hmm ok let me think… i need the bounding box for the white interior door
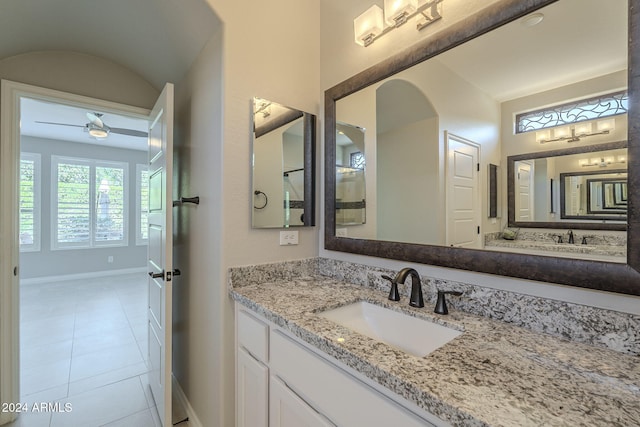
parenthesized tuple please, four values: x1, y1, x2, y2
(446, 132, 481, 248)
(147, 83, 174, 426)
(515, 161, 533, 221)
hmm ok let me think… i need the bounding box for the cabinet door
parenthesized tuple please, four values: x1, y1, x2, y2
(270, 376, 335, 427)
(237, 348, 268, 427)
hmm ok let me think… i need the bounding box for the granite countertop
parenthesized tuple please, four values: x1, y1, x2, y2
(230, 276, 640, 427)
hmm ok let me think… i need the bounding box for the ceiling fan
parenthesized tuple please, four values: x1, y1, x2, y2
(36, 112, 148, 139)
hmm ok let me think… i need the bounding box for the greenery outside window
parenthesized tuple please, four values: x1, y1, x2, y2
(136, 164, 149, 245)
(19, 152, 41, 252)
(52, 156, 128, 249)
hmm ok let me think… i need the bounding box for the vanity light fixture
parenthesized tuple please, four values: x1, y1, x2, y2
(354, 0, 443, 47)
(580, 156, 627, 168)
(536, 119, 616, 144)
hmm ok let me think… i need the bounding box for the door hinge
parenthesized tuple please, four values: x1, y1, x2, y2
(477, 163, 480, 172)
(14, 266, 18, 276)
(477, 226, 480, 234)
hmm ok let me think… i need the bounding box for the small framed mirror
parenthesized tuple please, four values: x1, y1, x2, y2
(251, 97, 316, 228)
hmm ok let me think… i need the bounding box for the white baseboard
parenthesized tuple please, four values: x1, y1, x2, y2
(172, 374, 202, 427)
(20, 267, 147, 285)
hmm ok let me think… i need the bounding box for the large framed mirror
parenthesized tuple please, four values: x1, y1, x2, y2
(324, 0, 640, 295)
(252, 97, 316, 228)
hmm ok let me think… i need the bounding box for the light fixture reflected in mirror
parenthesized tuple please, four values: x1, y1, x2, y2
(535, 119, 616, 144)
(354, 0, 443, 47)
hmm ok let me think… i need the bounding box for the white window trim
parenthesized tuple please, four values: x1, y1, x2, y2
(136, 163, 149, 246)
(51, 155, 129, 250)
(19, 152, 41, 253)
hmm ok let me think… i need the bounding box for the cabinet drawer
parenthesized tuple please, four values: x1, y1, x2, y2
(270, 330, 437, 427)
(237, 308, 269, 363)
(270, 376, 335, 427)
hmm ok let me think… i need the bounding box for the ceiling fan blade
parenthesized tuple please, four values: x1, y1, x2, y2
(35, 121, 85, 128)
(109, 127, 149, 138)
(86, 112, 104, 128)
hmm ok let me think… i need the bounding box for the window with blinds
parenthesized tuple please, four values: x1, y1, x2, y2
(52, 156, 128, 249)
(136, 164, 149, 245)
(19, 153, 41, 252)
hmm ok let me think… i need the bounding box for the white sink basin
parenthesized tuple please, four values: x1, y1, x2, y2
(319, 301, 462, 357)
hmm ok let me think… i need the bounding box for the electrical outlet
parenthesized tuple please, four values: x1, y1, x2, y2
(279, 230, 299, 246)
(108, 256, 114, 263)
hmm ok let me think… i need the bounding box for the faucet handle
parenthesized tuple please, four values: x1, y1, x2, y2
(434, 290, 463, 315)
(382, 275, 400, 301)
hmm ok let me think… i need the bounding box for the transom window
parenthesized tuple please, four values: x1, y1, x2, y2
(516, 90, 628, 134)
(350, 151, 365, 169)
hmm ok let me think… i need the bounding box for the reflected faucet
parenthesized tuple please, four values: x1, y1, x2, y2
(394, 268, 424, 308)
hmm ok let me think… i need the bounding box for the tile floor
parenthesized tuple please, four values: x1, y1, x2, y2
(5, 272, 177, 427)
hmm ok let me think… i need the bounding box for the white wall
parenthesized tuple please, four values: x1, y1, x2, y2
(377, 118, 440, 244)
(19, 136, 147, 279)
(319, 0, 640, 315)
(174, 0, 321, 426)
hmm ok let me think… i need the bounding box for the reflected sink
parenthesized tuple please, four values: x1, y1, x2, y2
(318, 301, 462, 357)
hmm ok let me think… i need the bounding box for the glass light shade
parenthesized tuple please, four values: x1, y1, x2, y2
(553, 126, 571, 139)
(536, 129, 550, 143)
(578, 158, 589, 167)
(574, 122, 592, 135)
(88, 127, 108, 138)
(618, 155, 627, 163)
(384, 0, 418, 26)
(536, 129, 551, 142)
(597, 118, 616, 132)
(604, 156, 615, 164)
(354, 5, 384, 46)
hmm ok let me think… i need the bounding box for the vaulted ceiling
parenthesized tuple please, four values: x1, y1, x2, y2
(2, 0, 220, 150)
(0, 0, 221, 90)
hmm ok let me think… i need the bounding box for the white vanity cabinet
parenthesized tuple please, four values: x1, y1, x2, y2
(236, 309, 269, 427)
(235, 305, 446, 427)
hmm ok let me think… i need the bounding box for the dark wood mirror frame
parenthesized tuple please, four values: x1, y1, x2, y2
(324, 0, 640, 295)
(508, 140, 628, 230)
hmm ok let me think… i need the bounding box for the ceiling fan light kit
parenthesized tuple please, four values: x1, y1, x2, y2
(87, 124, 109, 139)
(34, 110, 148, 140)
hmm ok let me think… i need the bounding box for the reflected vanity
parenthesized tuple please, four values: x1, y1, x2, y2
(324, 0, 640, 294)
(252, 97, 316, 228)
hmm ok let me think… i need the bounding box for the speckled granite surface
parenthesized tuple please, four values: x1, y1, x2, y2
(230, 258, 640, 356)
(229, 259, 640, 427)
(484, 230, 627, 259)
